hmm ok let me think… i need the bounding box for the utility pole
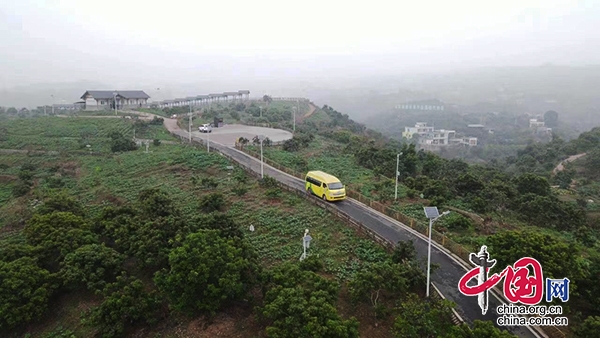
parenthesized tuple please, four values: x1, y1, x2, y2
(259, 106, 263, 118)
(207, 124, 210, 153)
(51, 95, 54, 115)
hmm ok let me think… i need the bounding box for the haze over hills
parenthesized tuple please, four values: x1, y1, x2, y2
(2, 64, 600, 134)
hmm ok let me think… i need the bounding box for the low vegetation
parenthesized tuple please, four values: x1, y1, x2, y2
(0, 115, 518, 337)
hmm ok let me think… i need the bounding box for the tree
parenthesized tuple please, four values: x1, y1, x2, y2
(85, 275, 161, 337)
(451, 320, 517, 338)
(155, 230, 258, 314)
(544, 110, 559, 128)
(574, 316, 600, 338)
(35, 191, 85, 217)
(487, 230, 584, 285)
(348, 261, 408, 315)
(109, 131, 137, 152)
(263, 94, 273, 107)
(60, 244, 125, 292)
(392, 294, 457, 338)
(453, 173, 484, 196)
(199, 193, 226, 212)
(512, 173, 551, 196)
(0, 257, 54, 329)
(584, 149, 600, 179)
(259, 263, 359, 338)
(391, 240, 417, 263)
(553, 167, 576, 188)
(261, 287, 360, 338)
(135, 188, 179, 219)
(24, 212, 98, 264)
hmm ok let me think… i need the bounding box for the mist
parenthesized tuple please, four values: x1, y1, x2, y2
(1, 0, 599, 114)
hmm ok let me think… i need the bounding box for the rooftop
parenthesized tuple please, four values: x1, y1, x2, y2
(81, 90, 150, 100)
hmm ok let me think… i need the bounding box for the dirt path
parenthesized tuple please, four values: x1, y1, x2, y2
(553, 153, 587, 175)
(296, 102, 318, 123)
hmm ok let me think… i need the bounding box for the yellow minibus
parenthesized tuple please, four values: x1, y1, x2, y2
(305, 170, 346, 201)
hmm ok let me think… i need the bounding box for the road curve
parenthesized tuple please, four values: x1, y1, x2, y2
(552, 153, 586, 175)
(162, 117, 539, 338)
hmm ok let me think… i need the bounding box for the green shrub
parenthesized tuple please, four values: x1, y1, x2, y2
(444, 213, 473, 230)
(260, 175, 278, 188)
(12, 181, 31, 197)
(199, 193, 226, 212)
(153, 139, 161, 146)
(265, 188, 281, 199)
(232, 187, 248, 196)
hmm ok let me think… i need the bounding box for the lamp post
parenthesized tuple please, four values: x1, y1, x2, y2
(292, 106, 296, 133)
(259, 135, 264, 178)
(188, 112, 192, 143)
(51, 95, 55, 115)
(259, 106, 263, 118)
(112, 92, 118, 116)
(395, 152, 403, 200)
(207, 121, 210, 153)
(423, 207, 450, 297)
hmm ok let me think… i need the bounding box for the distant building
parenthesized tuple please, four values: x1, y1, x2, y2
(420, 129, 456, 145)
(529, 119, 545, 128)
(467, 124, 485, 128)
(406, 122, 477, 147)
(81, 90, 150, 111)
(458, 137, 478, 146)
(52, 103, 82, 111)
(395, 99, 445, 111)
(402, 122, 434, 139)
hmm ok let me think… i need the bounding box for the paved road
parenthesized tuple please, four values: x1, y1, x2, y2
(163, 117, 539, 338)
(190, 124, 293, 146)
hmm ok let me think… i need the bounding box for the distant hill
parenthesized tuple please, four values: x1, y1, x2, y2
(307, 65, 600, 132)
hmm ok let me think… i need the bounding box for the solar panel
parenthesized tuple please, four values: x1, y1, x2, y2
(424, 207, 440, 219)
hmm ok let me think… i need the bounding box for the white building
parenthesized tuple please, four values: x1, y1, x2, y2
(402, 122, 434, 139)
(404, 122, 477, 147)
(81, 90, 150, 111)
(529, 119, 546, 128)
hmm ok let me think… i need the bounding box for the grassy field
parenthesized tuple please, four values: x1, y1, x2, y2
(0, 116, 397, 338)
(246, 135, 396, 198)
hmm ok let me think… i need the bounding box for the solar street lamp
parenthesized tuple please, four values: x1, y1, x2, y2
(188, 112, 192, 143)
(395, 152, 403, 200)
(423, 207, 450, 297)
(258, 135, 266, 178)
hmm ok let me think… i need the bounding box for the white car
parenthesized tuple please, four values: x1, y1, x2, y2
(198, 123, 212, 133)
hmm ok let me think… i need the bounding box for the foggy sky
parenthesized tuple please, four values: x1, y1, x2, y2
(1, 0, 599, 104)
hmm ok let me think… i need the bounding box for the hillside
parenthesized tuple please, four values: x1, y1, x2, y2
(0, 113, 518, 338)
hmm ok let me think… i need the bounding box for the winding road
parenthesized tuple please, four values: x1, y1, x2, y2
(161, 117, 542, 338)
